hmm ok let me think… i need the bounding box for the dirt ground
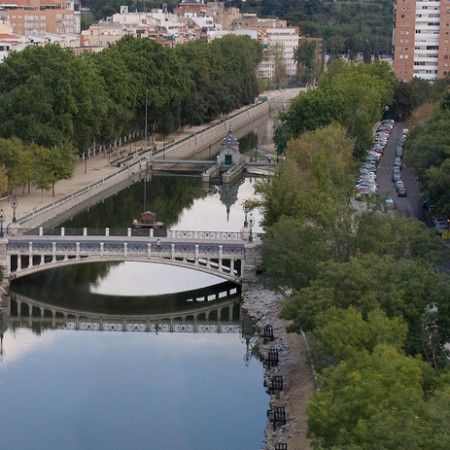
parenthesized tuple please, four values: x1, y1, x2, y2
(243, 287, 315, 450)
(264, 321, 315, 450)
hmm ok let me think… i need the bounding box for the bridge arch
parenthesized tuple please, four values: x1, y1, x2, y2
(7, 255, 243, 284)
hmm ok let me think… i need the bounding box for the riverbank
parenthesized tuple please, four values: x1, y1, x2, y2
(1, 88, 301, 229)
(242, 285, 314, 449)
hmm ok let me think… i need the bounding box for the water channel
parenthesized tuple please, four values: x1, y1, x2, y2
(0, 112, 280, 450)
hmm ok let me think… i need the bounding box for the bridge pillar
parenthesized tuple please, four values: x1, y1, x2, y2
(147, 243, 152, 258)
(218, 245, 223, 271)
(39, 227, 43, 236)
(241, 242, 261, 288)
(52, 242, 56, 262)
(83, 228, 87, 237)
(194, 245, 199, 265)
(100, 243, 104, 256)
(76, 243, 80, 259)
(28, 242, 33, 268)
(171, 244, 175, 259)
(61, 227, 65, 237)
(0, 236, 9, 290)
(17, 254, 22, 270)
(127, 228, 131, 237)
(105, 228, 109, 237)
(150, 228, 154, 238)
(123, 243, 128, 258)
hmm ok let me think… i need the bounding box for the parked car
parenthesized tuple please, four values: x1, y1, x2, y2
(422, 198, 436, 211)
(394, 157, 403, 170)
(384, 197, 396, 212)
(432, 216, 447, 234)
(392, 170, 402, 182)
(395, 180, 405, 192)
(397, 186, 407, 197)
(396, 146, 403, 158)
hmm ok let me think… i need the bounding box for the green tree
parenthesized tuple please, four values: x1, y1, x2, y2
(0, 163, 8, 195)
(405, 107, 450, 217)
(259, 217, 332, 291)
(281, 253, 450, 362)
(0, 44, 109, 153)
(307, 345, 434, 449)
(32, 146, 53, 200)
(294, 40, 322, 86)
(312, 307, 408, 362)
(271, 41, 287, 89)
(256, 123, 355, 229)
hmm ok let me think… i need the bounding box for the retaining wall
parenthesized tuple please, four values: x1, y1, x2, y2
(13, 101, 273, 230)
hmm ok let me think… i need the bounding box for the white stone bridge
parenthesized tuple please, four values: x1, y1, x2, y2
(0, 228, 260, 287)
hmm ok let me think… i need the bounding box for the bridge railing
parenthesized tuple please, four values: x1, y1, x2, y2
(8, 227, 247, 241)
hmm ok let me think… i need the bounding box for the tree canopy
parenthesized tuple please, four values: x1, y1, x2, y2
(0, 35, 262, 157)
(274, 60, 395, 157)
(405, 103, 450, 218)
(255, 81, 450, 446)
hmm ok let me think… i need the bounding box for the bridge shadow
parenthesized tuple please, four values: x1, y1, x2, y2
(9, 280, 241, 316)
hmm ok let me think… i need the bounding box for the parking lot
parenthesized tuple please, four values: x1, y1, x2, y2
(371, 122, 427, 222)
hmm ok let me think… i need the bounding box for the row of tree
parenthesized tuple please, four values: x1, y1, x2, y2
(253, 94, 450, 446)
(274, 59, 395, 158)
(405, 93, 450, 219)
(0, 138, 76, 199)
(0, 35, 261, 152)
(0, 35, 262, 195)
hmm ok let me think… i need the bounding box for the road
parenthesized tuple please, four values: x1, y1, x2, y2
(376, 122, 450, 273)
(376, 122, 427, 222)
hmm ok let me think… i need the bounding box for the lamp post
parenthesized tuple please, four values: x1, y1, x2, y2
(243, 203, 249, 228)
(248, 212, 254, 242)
(11, 196, 18, 223)
(144, 88, 148, 154)
(0, 209, 5, 237)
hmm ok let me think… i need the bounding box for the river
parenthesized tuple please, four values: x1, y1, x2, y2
(0, 116, 278, 450)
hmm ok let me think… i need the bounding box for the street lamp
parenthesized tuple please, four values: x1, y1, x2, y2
(11, 197, 18, 223)
(243, 203, 249, 227)
(248, 212, 254, 242)
(0, 209, 5, 237)
(144, 88, 148, 154)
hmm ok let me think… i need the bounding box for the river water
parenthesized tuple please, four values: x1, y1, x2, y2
(0, 116, 279, 449)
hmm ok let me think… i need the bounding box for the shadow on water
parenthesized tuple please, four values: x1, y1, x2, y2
(9, 275, 241, 316)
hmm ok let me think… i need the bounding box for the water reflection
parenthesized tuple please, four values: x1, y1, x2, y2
(8, 280, 244, 321)
(0, 294, 266, 450)
(59, 175, 263, 232)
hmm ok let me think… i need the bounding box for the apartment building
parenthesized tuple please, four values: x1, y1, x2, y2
(393, 0, 450, 81)
(0, 0, 79, 35)
(257, 27, 299, 79)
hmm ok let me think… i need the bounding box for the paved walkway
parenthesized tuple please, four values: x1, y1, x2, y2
(0, 89, 301, 228)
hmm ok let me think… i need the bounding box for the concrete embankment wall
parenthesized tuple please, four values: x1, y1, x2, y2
(14, 101, 272, 230)
(159, 101, 271, 161)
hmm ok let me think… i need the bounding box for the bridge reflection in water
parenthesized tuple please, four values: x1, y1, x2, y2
(2, 281, 258, 339)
